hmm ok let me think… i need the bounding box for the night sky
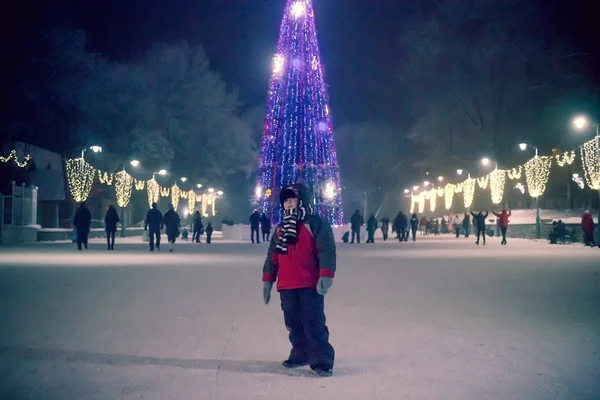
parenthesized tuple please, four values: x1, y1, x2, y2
(3, 0, 599, 129)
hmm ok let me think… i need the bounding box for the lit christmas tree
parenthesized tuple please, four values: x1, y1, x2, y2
(255, 0, 344, 225)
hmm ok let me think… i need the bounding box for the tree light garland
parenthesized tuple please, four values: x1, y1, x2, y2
(508, 166, 522, 180)
(444, 184, 455, 210)
(66, 158, 95, 202)
(489, 169, 506, 205)
(462, 178, 476, 209)
(1, 150, 31, 168)
(171, 184, 181, 210)
(477, 175, 489, 189)
(524, 156, 552, 198)
(114, 170, 134, 207)
(580, 139, 600, 190)
(554, 151, 576, 167)
(146, 178, 160, 206)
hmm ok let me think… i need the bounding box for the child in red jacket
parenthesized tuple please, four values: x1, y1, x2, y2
(262, 183, 336, 377)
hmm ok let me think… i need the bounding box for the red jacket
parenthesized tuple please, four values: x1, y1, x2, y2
(582, 212, 596, 234)
(492, 210, 511, 228)
(262, 217, 336, 291)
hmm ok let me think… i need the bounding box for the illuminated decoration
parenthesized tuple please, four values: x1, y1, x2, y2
(160, 187, 170, 197)
(476, 175, 489, 189)
(1, 150, 31, 168)
(524, 156, 552, 198)
(65, 158, 95, 202)
(411, 191, 425, 214)
(455, 183, 463, 193)
(188, 190, 196, 212)
(437, 188, 444, 197)
(508, 166, 522, 180)
(146, 178, 160, 206)
(171, 184, 181, 210)
(134, 179, 145, 191)
(462, 178, 476, 209)
(427, 188, 437, 212)
(444, 184, 455, 210)
(255, 0, 343, 225)
(180, 190, 188, 199)
(114, 170, 134, 208)
(98, 171, 114, 185)
(515, 183, 526, 194)
(580, 138, 600, 190)
(324, 181, 336, 200)
(572, 174, 585, 190)
(489, 169, 506, 205)
(555, 151, 576, 167)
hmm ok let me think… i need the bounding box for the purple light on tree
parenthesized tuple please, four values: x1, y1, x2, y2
(255, 0, 344, 225)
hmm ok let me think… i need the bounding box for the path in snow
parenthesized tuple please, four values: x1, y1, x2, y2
(1, 236, 599, 399)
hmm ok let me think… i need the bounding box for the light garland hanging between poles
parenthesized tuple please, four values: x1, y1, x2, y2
(444, 184, 455, 210)
(580, 138, 600, 190)
(134, 179, 145, 190)
(171, 184, 181, 210)
(508, 166, 522, 180)
(1, 150, 31, 168)
(66, 158, 96, 202)
(114, 170, 134, 207)
(555, 151, 576, 167)
(427, 188, 437, 212)
(524, 156, 552, 198)
(160, 187, 170, 197)
(98, 171, 114, 185)
(489, 169, 506, 205)
(477, 175, 489, 189)
(462, 178, 476, 209)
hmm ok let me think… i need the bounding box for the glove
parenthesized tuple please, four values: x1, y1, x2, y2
(316, 277, 333, 296)
(263, 281, 273, 305)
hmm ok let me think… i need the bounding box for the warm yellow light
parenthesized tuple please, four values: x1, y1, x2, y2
(508, 166, 522, 180)
(217, 190, 224, 196)
(477, 175, 489, 189)
(580, 138, 600, 190)
(462, 178, 476, 209)
(66, 158, 95, 202)
(272, 54, 285, 76)
(208, 188, 215, 193)
(456, 169, 463, 176)
(555, 151, 576, 167)
(489, 169, 506, 205)
(573, 115, 588, 130)
(146, 179, 160, 206)
(437, 176, 444, 182)
(130, 160, 140, 167)
(524, 156, 552, 197)
(444, 184, 455, 210)
(171, 184, 181, 210)
(324, 182, 335, 199)
(115, 170, 134, 207)
(157, 169, 167, 176)
(481, 158, 491, 166)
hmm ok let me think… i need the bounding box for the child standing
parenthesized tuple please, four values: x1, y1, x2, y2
(262, 183, 336, 377)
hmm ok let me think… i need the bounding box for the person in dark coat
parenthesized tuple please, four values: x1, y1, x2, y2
(249, 210, 261, 244)
(380, 217, 390, 241)
(73, 202, 92, 250)
(192, 211, 204, 243)
(144, 202, 163, 251)
(205, 222, 214, 243)
(462, 213, 471, 238)
(393, 212, 407, 242)
(262, 183, 336, 377)
(163, 204, 181, 252)
(350, 210, 364, 244)
(471, 211, 489, 245)
(366, 213, 377, 243)
(410, 213, 419, 241)
(260, 213, 272, 242)
(104, 205, 120, 250)
(582, 209, 596, 246)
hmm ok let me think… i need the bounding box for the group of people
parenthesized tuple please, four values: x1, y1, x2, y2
(343, 210, 421, 243)
(249, 210, 272, 243)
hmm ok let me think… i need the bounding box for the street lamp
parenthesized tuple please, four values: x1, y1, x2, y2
(412, 185, 419, 191)
(157, 169, 167, 176)
(572, 114, 600, 212)
(130, 160, 140, 167)
(456, 169, 463, 176)
(404, 188, 410, 194)
(217, 190, 224, 196)
(423, 181, 430, 187)
(181, 177, 188, 183)
(208, 188, 215, 193)
(519, 143, 538, 157)
(196, 184, 203, 189)
(437, 176, 444, 182)
(89, 145, 102, 153)
(481, 157, 491, 166)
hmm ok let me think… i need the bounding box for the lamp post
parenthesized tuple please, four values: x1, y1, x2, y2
(80, 145, 102, 171)
(519, 143, 541, 239)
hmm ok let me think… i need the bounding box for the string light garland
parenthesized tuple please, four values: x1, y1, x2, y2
(66, 158, 95, 202)
(437, 188, 444, 197)
(188, 190, 196, 213)
(572, 174, 585, 189)
(114, 170, 133, 207)
(524, 156, 552, 198)
(427, 188, 437, 212)
(508, 166, 522, 180)
(444, 184, 455, 210)
(515, 182, 525, 194)
(580, 138, 600, 190)
(463, 178, 476, 209)
(477, 175, 489, 189)
(160, 187, 170, 197)
(134, 179, 145, 191)
(98, 171, 114, 185)
(455, 183, 463, 193)
(555, 151, 576, 167)
(171, 184, 181, 210)
(146, 178, 160, 206)
(1, 150, 31, 168)
(489, 169, 506, 205)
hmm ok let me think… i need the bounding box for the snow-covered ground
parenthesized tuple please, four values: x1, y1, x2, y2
(0, 236, 599, 400)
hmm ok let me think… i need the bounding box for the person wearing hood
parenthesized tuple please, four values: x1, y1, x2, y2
(462, 212, 471, 238)
(145, 202, 163, 251)
(262, 183, 336, 377)
(249, 210, 261, 244)
(205, 222, 214, 244)
(163, 204, 181, 252)
(471, 210, 489, 245)
(380, 217, 390, 241)
(582, 209, 596, 246)
(492, 207, 512, 245)
(350, 210, 364, 244)
(366, 213, 378, 243)
(73, 202, 92, 250)
(193, 211, 204, 243)
(104, 205, 120, 250)
(260, 213, 272, 242)
(410, 213, 419, 241)
(393, 212, 406, 242)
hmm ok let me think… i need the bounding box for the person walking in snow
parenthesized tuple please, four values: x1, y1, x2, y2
(471, 211, 489, 245)
(205, 222, 214, 244)
(393, 212, 405, 242)
(462, 212, 471, 238)
(104, 205, 120, 250)
(366, 213, 377, 243)
(249, 210, 261, 244)
(73, 202, 92, 250)
(380, 217, 390, 241)
(145, 202, 163, 252)
(582, 209, 596, 247)
(163, 204, 181, 252)
(260, 213, 272, 242)
(410, 213, 419, 241)
(492, 207, 512, 245)
(192, 211, 204, 243)
(262, 183, 336, 377)
(452, 214, 461, 238)
(350, 210, 364, 244)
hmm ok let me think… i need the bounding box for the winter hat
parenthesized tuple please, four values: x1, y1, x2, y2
(280, 185, 300, 207)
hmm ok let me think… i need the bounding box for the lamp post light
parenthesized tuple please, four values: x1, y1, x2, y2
(130, 159, 140, 167)
(572, 115, 600, 211)
(437, 176, 444, 182)
(404, 188, 410, 194)
(196, 184, 203, 189)
(423, 181, 430, 187)
(181, 177, 188, 183)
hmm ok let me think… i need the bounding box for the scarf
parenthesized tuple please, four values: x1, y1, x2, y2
(276, 204, 308, 254)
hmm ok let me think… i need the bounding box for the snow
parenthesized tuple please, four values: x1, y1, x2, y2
(1, 236, 599, 399)
(440, 208, 599, 225)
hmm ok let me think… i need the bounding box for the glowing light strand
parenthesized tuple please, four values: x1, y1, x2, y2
(134, 179, 145, 190)
(463, 178, 476, 209)
(427, 188, 437, 212)
(508, 166, 522, 180)
(489, 169, 506, 205)
(171, 184, 181, 210)
(444, 184, 455, 210)
(555, 151, 576, 167)
(580, 139, 600, 190)
(1, 150, 31, 168)
(524, 156, 552, 198)
(114, 170, 134, 207)
(98, 171, 114, 185)
(65, 158, 95, 202)
(477, 175, 489, 189)
(146, 179, 160, 206)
